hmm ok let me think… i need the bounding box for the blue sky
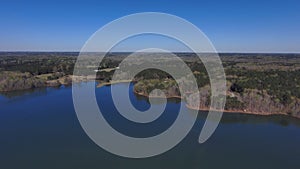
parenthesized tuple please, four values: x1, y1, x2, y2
(0, 0, 299, 52)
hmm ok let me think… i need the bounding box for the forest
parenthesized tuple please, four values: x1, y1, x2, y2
(0, 52, 299, 118)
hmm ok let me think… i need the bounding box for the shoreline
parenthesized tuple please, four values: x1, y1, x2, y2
(185, 104, 291, 117)
(1, 79, 299, 119)
(133, 89, 299, 119)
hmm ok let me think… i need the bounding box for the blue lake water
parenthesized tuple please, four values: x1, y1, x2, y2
(0, 82, 299, 169)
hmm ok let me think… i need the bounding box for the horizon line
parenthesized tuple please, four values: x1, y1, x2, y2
(1, 50, 300, 54)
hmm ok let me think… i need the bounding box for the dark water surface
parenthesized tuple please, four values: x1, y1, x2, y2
(0, 82, 299, 169)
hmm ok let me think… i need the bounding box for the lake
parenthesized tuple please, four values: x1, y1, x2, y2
(0, 82, 299, 169)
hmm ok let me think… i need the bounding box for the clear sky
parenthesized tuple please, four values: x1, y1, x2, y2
(1, 0, 299, 53)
